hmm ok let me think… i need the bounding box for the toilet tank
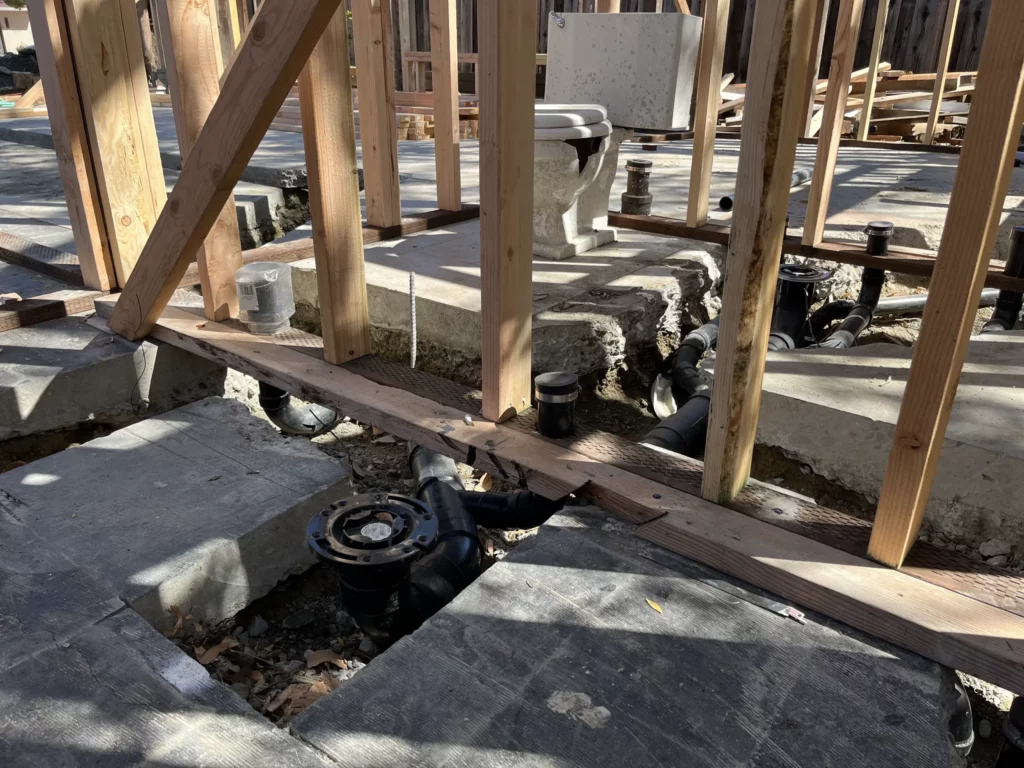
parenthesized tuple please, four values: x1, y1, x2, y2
(544, 12, 703, 131)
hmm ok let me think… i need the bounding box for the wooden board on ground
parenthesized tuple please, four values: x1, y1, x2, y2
(0, 290, 102, 332)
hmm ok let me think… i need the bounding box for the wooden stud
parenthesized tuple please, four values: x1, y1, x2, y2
(674, 0, 691, 11)
(686, 0, 731, 228)
(801, 0, 866, 246)
(430, 0, 461, 211)
(856, 0, 888, 141)
(800, 0, 829, 138)
(299, 6, 372, 364)
(478, 0, 536, 423)
(107, 0, 343, 340)
(13, 79, 45, 108)
(868, 0, 1024, 569)
(215, 0, 242, 62)
(701, 0, 818, 504)
(156, 0, 244, 322)
(397, 0, 414, 92)
(62, 0, 168, 286)
(923, 0, 960, 145)
(596, 0, 620, 11)
(27, 0, 115, 292)
(351, 0, 402, 228)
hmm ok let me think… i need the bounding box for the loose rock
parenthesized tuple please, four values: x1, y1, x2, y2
(980, 539, 1011, 559)
(283, 608, 315, 630)
(985, 555, 1008, 568)
(978, 719, 992, 739)
(247, 616, 269, 638)
(358, 637, 378, 657)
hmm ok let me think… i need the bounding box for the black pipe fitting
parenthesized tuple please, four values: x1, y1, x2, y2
(865, 220, 894, 257)
(535, 372, 579, 439)
(642, 392, 712, 458)
(258, 382, 338, 436)
(721, 167, 812, 212)
(457, 489, 566, 530)
(982, 225, 1024, 333)
(769, 264, 831, 350)
(996, 696, 1024, 767)
(621, 158, 654, 215)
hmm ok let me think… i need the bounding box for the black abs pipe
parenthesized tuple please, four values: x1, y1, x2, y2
(642, 392, 711, 458)
(258, 381, 338, 436)
(768, 264, 832, 350)
(457, 490, 566, 530)
(720, 167, 813, 212)
(818, 222, 892, 349)
(996, 696, 1024, 767)
(982, 225, 1024, 333)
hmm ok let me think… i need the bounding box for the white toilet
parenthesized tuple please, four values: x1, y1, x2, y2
(533, 103, 632, 261)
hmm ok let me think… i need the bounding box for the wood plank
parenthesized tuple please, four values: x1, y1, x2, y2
(94, 299, 1024, 696)
(62, 0, 168, 285)
(27, 0, 115, 291)
(800, 0, 830, 138)
(801, 0, 866, 246)
(156, 0, 243, 322)
(106, 0, 343, 341)
(299, 6, 371, 365)
(397, 0, 414, 92)
(701, 0, 818, 504)
(429, 0, 461, 211)
(596, 0, 620, 10)
(478, 0, 536, 423)
(0, 106, 48, 120)
(868, 0, 1024, 569)
(351, 0, 402, 228)
(215, 0, 242, 63)
(13, 79, 45, 108)
(923, 0, 960, 145)
(856, 0, 888, 141)
(686, 0, 730, 228)
(0, 290, 102, 332)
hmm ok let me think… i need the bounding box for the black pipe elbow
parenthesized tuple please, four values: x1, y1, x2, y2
(641, 392, 711, 459)
(457, 490, 566, 530)
(808, 300, 856, 340)
(819, 267, 885, 349)
(670, 319, 719, 403)
(409, 444, 465, 491)
(258, 381, 338, 436)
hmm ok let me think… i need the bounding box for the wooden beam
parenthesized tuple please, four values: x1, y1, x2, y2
(856, 0, 888, 141)
(923, 0, 960, 145)
(429, 0, 461, 211)
(299, 6, 371, 365)
(397, 0, 414, 91)
(62, 0, 168, 285)
(13, 78, 45, 108)
(215, 0, 242, 63)
(156, 0, 244, 322)
(800, 0, 830, 138)
(478, 0, 535, 423)
(801, 0, 866, 246)
(868, 0, 1024, 569)
(351, 0, 402, 228)
(106, 0, 343, 341)
(92, 299, 1024, 696)
(701, 0, 818, 504)
(674, 0, 691, 11)
(686, 0, 730, 228)
(0, 290, 102, 332)
(27, 0, 115, 291)
(596, 0, 620, 11)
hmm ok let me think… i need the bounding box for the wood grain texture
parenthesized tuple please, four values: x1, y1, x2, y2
(63, 0, 168, 285)
(156, 0, 243, 322)
(27, 0, 115, 292)
(868, 0, 1024, 569)
(801, 0, 866, 246)
(351, 0, 402, 227)
(686, 0, 731, 228)
(0, 290, 102, 332)
(478, 0, 536, 423)
(299, 6, 372, 365)
(596, 0, 621, 10)
(856, 0, 888, 140)
(701, 0, 817, 504)
(800, 0, 830, 137)
(429, 0, 461, 211)
(106, 0, 342, 341)
(14, 79, 45, 108)
(922, 0, 959, 144)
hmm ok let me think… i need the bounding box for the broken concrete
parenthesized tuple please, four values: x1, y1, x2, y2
(0, 397, 352, 629)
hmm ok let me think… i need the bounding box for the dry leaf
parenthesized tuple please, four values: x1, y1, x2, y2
(165, 605, 185, 639)
(305, 649, 349, 669)
(196, 637, 238, 665)
(645, 598, 663, 615)
(477, 472, 493, 492)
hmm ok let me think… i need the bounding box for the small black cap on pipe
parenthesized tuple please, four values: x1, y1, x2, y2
(535, 372, 579, 439)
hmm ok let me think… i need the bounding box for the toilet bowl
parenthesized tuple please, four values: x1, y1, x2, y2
(533, 104, 632, 260)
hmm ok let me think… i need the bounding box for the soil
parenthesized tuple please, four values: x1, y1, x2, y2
(0, 49, 39, 95)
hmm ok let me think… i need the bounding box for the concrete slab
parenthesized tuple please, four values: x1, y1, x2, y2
(294, 506, 959, 767)
(752, 332, 1024, 552)
(0, 608, 337, 767)
(0, 315, 225, 442)
(0, 397, 352, 629)
(0, 259, 70, 298)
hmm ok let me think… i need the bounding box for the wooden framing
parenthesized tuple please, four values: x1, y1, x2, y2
(350, 0, 402, 228)
(701, 0, 817, 504)
(478, 0, 536, 422)
(156, 0, 244, 322)
(429, 0, 461, 212)
(596, 0, 620, 10)
(802, 0, 866, 246)
(800, 0, 830, 138)
(922, 0, 960, 145)
(855, 0, 888, 141)
(869, 0, 1024, 568)
(299, 6, 372, 365)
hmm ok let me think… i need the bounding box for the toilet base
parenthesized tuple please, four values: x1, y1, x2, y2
(535, 227, 617, 261)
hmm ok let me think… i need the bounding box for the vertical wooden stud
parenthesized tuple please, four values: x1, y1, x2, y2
(156, 0, 244, 321)
(479, 0, 536, 422)
(430, 0, 461, 211)
(28, 0, 115, 291)
(801, 0, 866, 246)
(799, 0, 829, 138)
(868, 0, 1024, 568)
(299, 6, 372, 364)
(62, 0, 168, 286)
(397, 0, 414, 91)
(686, 0, 731, 228)
(701, 0, 817, 504)
(856, 0, 888, 141)
(923, 0, 960, 145)
(351, 0, 402, 228)
(597, 0, 621, 11)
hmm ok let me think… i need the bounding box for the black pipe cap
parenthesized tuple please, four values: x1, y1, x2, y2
(865, 220, 894, 237)
(534, 371, 580, 401)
